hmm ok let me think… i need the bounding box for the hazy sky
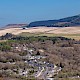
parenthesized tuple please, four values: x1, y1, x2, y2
(0, 0, 80, 27)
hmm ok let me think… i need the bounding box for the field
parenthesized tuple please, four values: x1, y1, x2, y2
(0, 27, 80, 40)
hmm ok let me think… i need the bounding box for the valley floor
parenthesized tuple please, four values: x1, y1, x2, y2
(0, 27, 80, 40)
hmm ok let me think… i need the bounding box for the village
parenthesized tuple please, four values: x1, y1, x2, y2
(0, 35, 80, 80)
(9, 43, 62, 80)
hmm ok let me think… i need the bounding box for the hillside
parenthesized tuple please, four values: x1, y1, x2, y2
(0, 36, 80, 80)
(28, 14, 80, 27)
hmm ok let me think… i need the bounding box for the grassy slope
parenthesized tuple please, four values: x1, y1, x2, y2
(19, 32, 80, 40)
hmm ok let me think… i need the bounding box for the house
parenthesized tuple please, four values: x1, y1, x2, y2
(46, 78, 54, 80)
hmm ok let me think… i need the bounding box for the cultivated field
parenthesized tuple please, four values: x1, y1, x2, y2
(0, 27, 80, 40)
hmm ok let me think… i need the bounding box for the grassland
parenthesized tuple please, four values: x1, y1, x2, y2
(0, 27, 80, 40)
(19, 32, 80, 40)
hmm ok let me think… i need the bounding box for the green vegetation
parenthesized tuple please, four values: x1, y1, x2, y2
(0, 42, 11, 51)
(19, 32, 80, 40)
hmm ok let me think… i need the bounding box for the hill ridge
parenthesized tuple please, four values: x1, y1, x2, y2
(28, 14, 80, 27)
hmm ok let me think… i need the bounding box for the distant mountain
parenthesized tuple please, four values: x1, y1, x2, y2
(2, 24, 28, 29)
(28, 14, 80, 27)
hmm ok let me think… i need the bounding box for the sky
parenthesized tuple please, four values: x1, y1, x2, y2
(0, 0, 80, 27)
